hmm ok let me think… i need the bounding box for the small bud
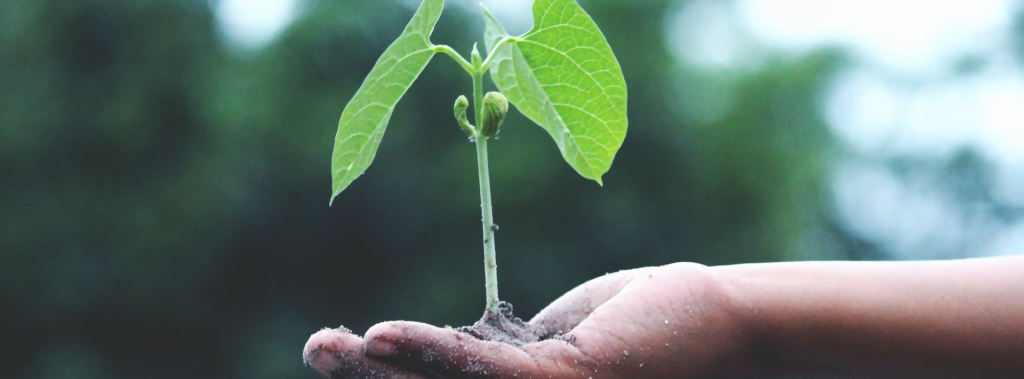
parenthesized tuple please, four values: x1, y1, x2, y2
(454, 95, 469, 115)
(453, 95, 474, 136)
(471, 43, 482, 67)
(479, 91, 508, 137)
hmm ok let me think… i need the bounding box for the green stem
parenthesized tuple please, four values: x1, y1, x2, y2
(480, 37, 518, 72)
(433, 45, 474, 75)
(476, 137, 498, 314)
(472, 49, 500, 314)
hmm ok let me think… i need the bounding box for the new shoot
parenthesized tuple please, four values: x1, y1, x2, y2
(327, 0, 627, 316)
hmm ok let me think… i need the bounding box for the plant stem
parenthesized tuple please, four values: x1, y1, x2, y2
(432, 45, 474, 75)
(479, 37, 518, 72)
(472, 50, 500, 315)
(476, 136, 499, 314)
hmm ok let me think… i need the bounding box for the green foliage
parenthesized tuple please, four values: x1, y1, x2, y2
(330, 0, 442, 205)
(330, 0, 628, 204)
(483, 0, 627, 185)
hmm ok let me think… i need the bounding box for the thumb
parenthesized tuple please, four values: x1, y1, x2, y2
(529, 268, 653, 337)
(363, 321, 581, 378)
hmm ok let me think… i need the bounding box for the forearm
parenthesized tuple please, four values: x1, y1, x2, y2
(715, 256, 1024, 378)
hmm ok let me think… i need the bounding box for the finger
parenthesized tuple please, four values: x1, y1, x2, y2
(364, 321, 585, 379)
(303, 327, 429, 379)
(529, 267, 655, 336)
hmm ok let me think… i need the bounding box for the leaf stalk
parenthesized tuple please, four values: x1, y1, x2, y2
(433, 45, 475, 75)
(480, 37, 518, 72)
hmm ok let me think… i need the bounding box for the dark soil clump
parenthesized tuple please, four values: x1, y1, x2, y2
(455, 301, 549, 347)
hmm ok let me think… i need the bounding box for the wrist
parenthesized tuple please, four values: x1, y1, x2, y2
(658, 262, 766, 377)
(711, 263, 781, 376)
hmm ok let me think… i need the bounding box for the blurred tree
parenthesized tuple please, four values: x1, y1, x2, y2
(0, 0, 236, 376)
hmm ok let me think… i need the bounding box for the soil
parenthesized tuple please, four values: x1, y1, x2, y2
(454, 301, 568, 347)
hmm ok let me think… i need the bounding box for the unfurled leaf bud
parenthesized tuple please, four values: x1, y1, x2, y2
(479, 91, 508, 137)
(453, 95, 474, 136)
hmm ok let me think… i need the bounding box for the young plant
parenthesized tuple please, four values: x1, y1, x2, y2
(329, 0, 627, 315)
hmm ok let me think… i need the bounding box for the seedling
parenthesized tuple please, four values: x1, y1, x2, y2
(329, 0, 627, 316)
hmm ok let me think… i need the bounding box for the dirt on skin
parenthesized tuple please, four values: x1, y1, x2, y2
(454, 301, 570, 347)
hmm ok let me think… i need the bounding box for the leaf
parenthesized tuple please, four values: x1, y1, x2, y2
(330, 0, 443, 205)
(483, 0, 627, 185)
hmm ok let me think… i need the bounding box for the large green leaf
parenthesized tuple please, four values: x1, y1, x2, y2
(483, 0, 627, 185)
(330, 0, 443, 205)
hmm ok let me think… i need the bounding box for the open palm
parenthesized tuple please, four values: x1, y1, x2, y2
(304, 263, 754, 379)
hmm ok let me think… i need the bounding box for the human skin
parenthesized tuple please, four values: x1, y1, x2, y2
(303, 256, 1024, 378)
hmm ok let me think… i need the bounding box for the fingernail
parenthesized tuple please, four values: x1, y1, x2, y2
(364, 339, 398, 356)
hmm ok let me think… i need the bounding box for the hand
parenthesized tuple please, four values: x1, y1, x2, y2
(303, 263, 757, 378)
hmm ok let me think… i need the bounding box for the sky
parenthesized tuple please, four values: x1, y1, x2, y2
(215, 0, 300, 50)
(215, 0, 1024, 259)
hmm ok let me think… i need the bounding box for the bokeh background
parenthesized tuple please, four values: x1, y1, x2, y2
(2, 0, 1023, 378)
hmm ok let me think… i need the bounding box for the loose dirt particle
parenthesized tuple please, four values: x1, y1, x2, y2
(455, 301, 546, 347)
